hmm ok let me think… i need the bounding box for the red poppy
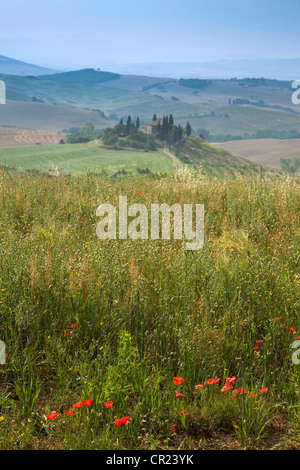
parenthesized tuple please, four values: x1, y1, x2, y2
(83, 398, 92, 407)
(173, 377, 184, 385)
(195, 301, 200, 305)
(284, 325, 288, 329)
(176, 393, 182, 399)
(195, 384, 203, 389)
(274, 317, 279, 322)
(66, 331, 72, 336)
(249, 393, 257, 398)
(224, 376, 236, 384)
(232, 388, 246, 396)
(113, 416, 129, 426)
(256, 340, 263, 343)
(290, 328, 295, 334)
(104, 401, 113, 409)
(64, 409, 74, 416)
(45, 412, 58, 420)
(72, 401, 82, 409)
(70, 324, 77, 329)
(205, 378, 220, 385)
(258, 387, 268, 393)
(221, 384, 232, 392)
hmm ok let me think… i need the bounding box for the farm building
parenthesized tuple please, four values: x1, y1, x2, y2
(142, 120, 163, 134)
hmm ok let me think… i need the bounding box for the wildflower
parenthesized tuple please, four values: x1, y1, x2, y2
(176, 393, 182, 399)
(224, 376, 236, 384)
(221, 384, 232, 392)
(64, 409, 74, 416)
(249, 393, 257, 398)
(66, 331, 72, 336)
(70, 324, 77, 329)
(180, 411, 191, 417)
(72, 401, 83, 409)
(104, 401, 113, 409)
(45, 412, 58, 420)
(256, 340, 263, 343)
(195, 301, 200, 305)
(83, 398, 92, 407)
(170, 424, 176, 432)
(113, 416, 129, 426)
(284, 325, 288, 329)
(258, 387, 268, 393)
(290, 328, 295, 334)
(195, 384, 203, 389)
(0, 417, 4, 422)
(173, 377, 184, 385)
(253, 346, 259, 350)
(232, 388, 246, 396)
(274, 317, 279, 322)
(205, 378, 220, 385)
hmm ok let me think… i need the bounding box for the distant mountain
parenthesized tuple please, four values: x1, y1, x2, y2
(0, 55, 60, 76)
(100, 58, 300, 80)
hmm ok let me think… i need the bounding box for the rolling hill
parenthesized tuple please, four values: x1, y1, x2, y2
(171, 136, 267, 177)
(0, 68, 299, 139)
(0, 55, 60, 76)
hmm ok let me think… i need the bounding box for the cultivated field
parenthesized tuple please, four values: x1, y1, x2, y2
(0, 143, 176, 176)
(0, 128, 67, 147)
(212, 139, 300, 169)
(0, 170, 299, 450)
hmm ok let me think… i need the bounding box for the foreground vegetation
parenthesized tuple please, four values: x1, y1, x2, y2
(0, 168, 299, 450)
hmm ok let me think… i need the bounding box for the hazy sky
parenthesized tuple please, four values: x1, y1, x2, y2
(0, 0, 299, 69)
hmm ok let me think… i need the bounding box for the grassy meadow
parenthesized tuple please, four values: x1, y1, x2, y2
(0, 168, 299, 450)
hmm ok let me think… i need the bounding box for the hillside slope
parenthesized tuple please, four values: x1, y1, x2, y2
(172, 136, 267, 177)
(0, 55, 60, 76)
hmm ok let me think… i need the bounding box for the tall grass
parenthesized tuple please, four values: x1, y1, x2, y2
(0, 168, 299, 449)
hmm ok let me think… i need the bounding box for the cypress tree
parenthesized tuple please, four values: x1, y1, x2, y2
(126, 116, 131, 136)
(186, 121, 192, 137)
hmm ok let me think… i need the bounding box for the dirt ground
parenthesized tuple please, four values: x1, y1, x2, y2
(212, 138, 300, 169)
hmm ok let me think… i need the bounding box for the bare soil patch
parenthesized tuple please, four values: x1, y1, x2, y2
(0, 128, 67, 147)
(212, 138, 300, 169)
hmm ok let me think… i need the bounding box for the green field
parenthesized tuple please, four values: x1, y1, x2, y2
(0, 143, 176, 176)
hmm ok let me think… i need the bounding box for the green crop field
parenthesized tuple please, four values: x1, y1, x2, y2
(0, 144, 176, 176)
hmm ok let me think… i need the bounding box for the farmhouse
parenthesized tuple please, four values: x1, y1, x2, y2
(142, 120, 163, 134)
